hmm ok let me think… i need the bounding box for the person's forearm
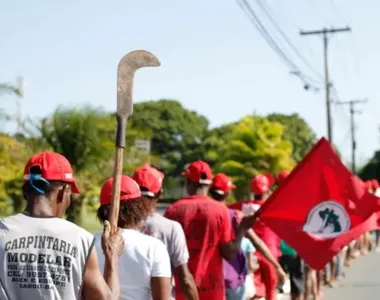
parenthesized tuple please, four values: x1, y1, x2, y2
(246, 229, 281, 269)
(180, 275, 199, 300)
(224, 226, 247, 260)
(103, 255, 120, 300)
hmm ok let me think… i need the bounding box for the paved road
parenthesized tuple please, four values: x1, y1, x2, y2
(323, 252, 380, 299)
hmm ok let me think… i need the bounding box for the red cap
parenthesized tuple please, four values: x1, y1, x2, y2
(250, 173, 275, 195)
(132, 164, 164, 197)
(211, 173, 236, 195)
(23, 151, 80, 194)
(364, 180, 372, 191)
(99, 175, 141, 205)
(181, 160, 212, 184)
(372, 179, 380, 190)
(277, 170, 290, 186)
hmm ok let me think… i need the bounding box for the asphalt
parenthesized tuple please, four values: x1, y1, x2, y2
(323, 252, 380, 299)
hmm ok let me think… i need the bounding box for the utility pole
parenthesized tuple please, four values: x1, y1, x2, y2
(336, 99, 368, 174)
(300, 27, 351, 144)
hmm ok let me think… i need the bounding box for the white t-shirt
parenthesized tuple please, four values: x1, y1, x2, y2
(94, 228, 171, 300)
(140, 213, 189, 300)
(0, 213, 94, 300)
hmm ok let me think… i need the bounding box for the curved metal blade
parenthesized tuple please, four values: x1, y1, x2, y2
(117, 50, 161, 118)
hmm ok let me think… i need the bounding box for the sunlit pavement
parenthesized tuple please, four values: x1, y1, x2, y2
(322, 251, 380, 299)
(277, 252, 380, 299)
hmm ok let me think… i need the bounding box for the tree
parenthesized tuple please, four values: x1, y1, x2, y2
(35, 106, 151, 225)
(0, 134, 31, 214)
(201, 123, 236, 167)
(216, 116, 296, 199)
(131, 99, 209, 176)
(267, 113, 316, 162)
(358, 151, 380, 181)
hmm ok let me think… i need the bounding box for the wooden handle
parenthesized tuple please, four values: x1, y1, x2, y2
(109, 147, 125, 234)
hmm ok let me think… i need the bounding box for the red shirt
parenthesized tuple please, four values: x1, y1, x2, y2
(229, 200, 281, 258)
(164, 195, 234, 300)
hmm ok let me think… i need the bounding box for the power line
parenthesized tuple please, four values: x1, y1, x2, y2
(307, 0, 332, 25)
(300, 26, 352, 144)
(255, 0, 323, 81)
(329, 0, 349, 25)
(237, 0, 320, 89)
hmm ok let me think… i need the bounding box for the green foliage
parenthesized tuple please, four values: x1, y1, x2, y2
(34, 106, 153, 225)
(38, 106, 115, 172)
(0, 134, 31, 214)
(201, 123, 236, 167)
(0, 99, 320, 226)
(131, 100, 209, 176)
(267, 113, 316, 162)
(216, 116, 295, 199)
(358, 151, 380, 181)
(4, 177, 24, 213)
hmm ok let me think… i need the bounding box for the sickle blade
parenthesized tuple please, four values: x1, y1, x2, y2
(117, 50, 161, 118)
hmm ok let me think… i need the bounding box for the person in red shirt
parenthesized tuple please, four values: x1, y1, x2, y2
(209, 173, 286, 300)
(249, 174, 281, 300)
(164, 161, 256, 300)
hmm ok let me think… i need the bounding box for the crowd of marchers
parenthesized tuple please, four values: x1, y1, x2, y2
(0, 150, 378, 300)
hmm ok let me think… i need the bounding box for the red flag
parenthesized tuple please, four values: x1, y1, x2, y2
(232, 138, 380, 270)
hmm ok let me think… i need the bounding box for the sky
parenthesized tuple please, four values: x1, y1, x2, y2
(1, 0, 379, 166)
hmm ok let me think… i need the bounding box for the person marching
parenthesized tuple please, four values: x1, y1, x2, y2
(94, 175, 172, 300)
(210, 173, 286, 300)
(132, 165, 199, 300)
(164, 161, 256, 300)
(276, 171, 306, 300)
(0, 151, 124, 300)
(249, 174, 281, 300)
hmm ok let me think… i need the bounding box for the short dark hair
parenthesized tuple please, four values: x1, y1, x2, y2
(209, 189, 226, 201)
(97, 199, 148, 228)
(22, 166, 68, 199)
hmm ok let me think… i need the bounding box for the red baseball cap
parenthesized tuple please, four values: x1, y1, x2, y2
(277, 170, 290, 186)
(23, 151, 80, 194)
(99, 175, 141, 206)
(182, 160, 212, 185)
(250, 173, 275, 195)
(132, 164, 165, 197)
(364, 180, 372, 191)
(211, 173, 236, 195)
(372, 179, 379, 190)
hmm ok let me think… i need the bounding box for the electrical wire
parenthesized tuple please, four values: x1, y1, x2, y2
(307, 0, 332, 25)
(329, 0, 349, 25)
(237, 0, 320, 88)
(255, 0, 324, 81)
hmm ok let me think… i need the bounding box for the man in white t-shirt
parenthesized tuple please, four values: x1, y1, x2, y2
(132, 165, 199, 300)
(94, 174, 172, 300)
(0, 151, 124, 300)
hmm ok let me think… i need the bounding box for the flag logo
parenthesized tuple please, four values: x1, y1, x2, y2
(303, 201, 351, 238)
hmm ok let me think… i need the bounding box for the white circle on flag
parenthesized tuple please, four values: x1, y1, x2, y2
(303, 200, 351, 238)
